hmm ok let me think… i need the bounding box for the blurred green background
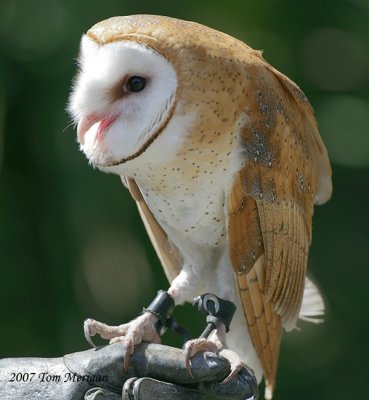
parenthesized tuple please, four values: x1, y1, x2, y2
(0, 0, 368, 398)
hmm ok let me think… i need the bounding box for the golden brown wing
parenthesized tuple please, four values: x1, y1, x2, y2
(123, 177, 182, 283)
(228, 59, 332, 396)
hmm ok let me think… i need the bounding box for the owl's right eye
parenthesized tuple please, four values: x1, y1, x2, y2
(126, 76, 146, 92)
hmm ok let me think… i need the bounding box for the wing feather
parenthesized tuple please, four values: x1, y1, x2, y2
(236, 257, 281, 396)
(228, 58, 332, 396)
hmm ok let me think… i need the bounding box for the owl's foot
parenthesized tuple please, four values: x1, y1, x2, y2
(183, 337, 219, 376)
(84, 291, 175, 371)
(84, 312, 161, 371)
(218, 348, 248, 383)
(183, 336, 246, 383)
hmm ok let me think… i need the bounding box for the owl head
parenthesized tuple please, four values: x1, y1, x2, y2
(67, 15, 262, 173)
(68, 17, 182, 169)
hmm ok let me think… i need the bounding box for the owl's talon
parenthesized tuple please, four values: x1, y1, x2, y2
(183, 338, 220, 378)
(185, 357, 193, 378)
(85, 334, 97, 348)
(219, 349, 247, 384)
(84, 318, 99, 348)
(122, 339, 135, 372)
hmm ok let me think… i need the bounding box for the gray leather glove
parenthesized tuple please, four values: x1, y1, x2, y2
(0, 342, 258, 399)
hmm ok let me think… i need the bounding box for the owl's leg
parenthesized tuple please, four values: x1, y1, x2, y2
(84, 268, 198, 371)
(85, 267, 197, 369)
(183, 293, 245, 383)
(183, 323, 246, 383)
(84, 290, 177, 371)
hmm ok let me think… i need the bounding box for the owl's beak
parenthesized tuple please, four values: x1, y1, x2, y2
(77, 114, 98, 145)
(77, 113, 118, 145)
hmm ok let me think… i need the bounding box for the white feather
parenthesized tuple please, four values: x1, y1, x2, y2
(299, 277, 325, 324)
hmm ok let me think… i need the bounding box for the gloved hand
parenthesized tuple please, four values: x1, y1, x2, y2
(0, 342, 258, 399)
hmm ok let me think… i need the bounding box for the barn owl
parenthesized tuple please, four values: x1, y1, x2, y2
(68, 15, 332, 399)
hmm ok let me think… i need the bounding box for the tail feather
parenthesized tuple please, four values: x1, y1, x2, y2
(299, 277, 325, 324)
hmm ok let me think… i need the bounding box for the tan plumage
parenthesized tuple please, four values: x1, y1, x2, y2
(226, 59, 331, 391)
(69, 15, 332, 399)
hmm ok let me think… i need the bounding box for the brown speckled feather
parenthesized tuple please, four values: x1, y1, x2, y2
(228, 57, 331, 395)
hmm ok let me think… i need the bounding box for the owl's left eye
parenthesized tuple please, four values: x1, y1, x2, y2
(126, 76, 146, 92)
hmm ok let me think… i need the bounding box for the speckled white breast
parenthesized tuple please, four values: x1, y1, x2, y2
(114, 110, 244, 250)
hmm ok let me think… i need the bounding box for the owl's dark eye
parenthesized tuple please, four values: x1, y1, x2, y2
(126, 76, 146, 92)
